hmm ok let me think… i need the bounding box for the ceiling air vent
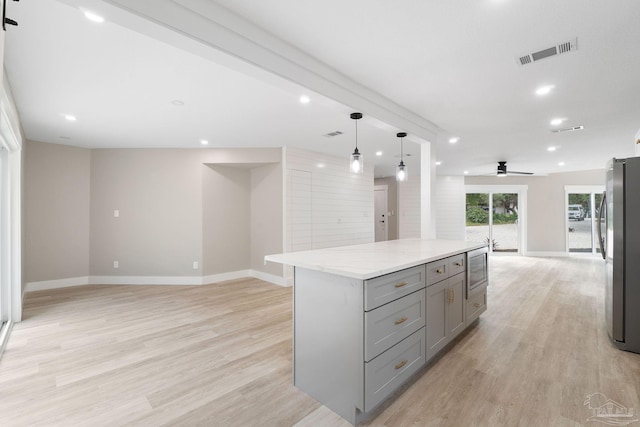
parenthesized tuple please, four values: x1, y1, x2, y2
(517, 38, 578, 66)
(324, 131, 343, 137)
(551, 125, 584, 134)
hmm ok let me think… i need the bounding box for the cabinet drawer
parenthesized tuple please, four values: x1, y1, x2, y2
(364, 327, 425, 412)
(448, 254, 466, 276)
(466, 287, 487, 326)
(364, 289, 425, 362)
(365, 265, 426, 311)
(426, 259, 449, 286)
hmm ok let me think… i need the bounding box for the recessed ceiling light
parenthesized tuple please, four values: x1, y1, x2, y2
(171, 100, 184, 106)
(435, 161, 442, 166)
(200, 139, 209, 146)
(558, 161, 565, 166)
(83, 10, 105, 23)
(449, 137, 459, 144)
(317, 163, 325, 168)
(375, 151, 383, 156)
(64, 114, 77, 122)
(547, 146, 557, 152)
(299, 95, 310, 104)
(464, 171, 469, 175)
(550, 118, 565, 126)
(535, 85, 555, 96)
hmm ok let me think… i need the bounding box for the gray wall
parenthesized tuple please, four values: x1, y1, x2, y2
(374, 177, 398, 240)
(202, 165, 250, 276)
(465, 169, 605, 253)
(90, 149, 203, 276)
(24, 142, 284, 284)
(250, 163, 283, 276)
(24, 141, 91, 282)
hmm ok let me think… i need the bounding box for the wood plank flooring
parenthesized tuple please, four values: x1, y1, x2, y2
(1, 257, 639, 426)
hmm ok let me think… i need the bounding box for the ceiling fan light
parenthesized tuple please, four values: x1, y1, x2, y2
(497, 161, 508, 175)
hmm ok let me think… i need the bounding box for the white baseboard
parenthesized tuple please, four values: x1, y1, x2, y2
(89, 275, 203, 286)
(26, 276, 91, 292)
(524, 251, 602, 257)
(250, 269, 289, 287)
(201, 270, 253, 285)
(25, 269, 287, 293)
(523, 251, 568, 257)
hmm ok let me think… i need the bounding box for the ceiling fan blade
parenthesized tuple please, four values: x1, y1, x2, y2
(508, 171, 534, 175)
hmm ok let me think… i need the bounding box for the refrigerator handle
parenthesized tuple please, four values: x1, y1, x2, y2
(597, 191, 606, 260)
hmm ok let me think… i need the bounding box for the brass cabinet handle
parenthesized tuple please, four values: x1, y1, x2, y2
(395, 282, 408, 288)
(395, 359, 408, 370)
(395, 316, 408, 325)
(474, 302, 481, 308)
(447, 288, 455, 304)
(454, 261, 463, 267)
(436, 268, 444, 274)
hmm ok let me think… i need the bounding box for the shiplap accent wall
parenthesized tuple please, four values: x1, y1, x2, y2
(287, 169, 312, 252)
(398, 179, 421, 238)
(285, 147, 374, 252)
(435, 176, 465, 240)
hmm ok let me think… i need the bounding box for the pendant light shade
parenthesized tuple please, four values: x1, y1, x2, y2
(350, 112, 364, 174)
(396, 132, 408, 181)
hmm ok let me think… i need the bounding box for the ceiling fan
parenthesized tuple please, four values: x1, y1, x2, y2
(495, 161, 533, 176)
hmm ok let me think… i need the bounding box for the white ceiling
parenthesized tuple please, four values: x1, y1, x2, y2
(4, 0, 640, 178)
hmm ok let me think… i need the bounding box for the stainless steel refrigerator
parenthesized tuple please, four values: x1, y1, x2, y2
(598, 157, 640, 353)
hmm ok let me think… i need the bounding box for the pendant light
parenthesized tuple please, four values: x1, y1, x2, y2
(350, 112, 364, 174)
(396, 132, 408, 181)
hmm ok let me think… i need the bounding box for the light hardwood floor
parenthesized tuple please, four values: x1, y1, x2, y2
(2, 257, 639, 426)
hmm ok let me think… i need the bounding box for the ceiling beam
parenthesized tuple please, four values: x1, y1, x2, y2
(60, 0, 441, 143)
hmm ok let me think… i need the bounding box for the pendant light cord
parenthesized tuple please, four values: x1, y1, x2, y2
(355, 119, 358, 150)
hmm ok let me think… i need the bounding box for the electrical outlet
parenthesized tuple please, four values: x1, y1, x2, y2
(193, 261, 199, 270)
(113, 261, 119, 269)
(114, 210, 120, 218)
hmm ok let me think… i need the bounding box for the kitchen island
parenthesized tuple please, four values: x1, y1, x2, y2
(265, 239, 488, 425)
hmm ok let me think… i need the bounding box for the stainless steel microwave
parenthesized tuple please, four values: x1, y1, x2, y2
(467, 246, 489, 296)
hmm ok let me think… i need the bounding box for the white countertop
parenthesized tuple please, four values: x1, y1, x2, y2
(265, 238, 486, 280)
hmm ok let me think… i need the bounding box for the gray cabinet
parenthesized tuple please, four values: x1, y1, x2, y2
(426, 273, 466, 359)
(363, 267, 427, 411)
(291, 248, 485, 425)
(364, 327, 425, 411)
(447, 273, 466, 338)
(466, 286, 487, 326)
(425, 254, 467, 360)
(364, 288, 425, 362)
(365, 265, 426, 311)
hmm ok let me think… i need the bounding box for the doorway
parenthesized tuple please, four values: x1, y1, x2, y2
(374, 185, 388, 242)
(464, 185, 528, 254)
(565, 186, 605, 254)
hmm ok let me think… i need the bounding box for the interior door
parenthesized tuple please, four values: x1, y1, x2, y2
(374, 186, 388, 242)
